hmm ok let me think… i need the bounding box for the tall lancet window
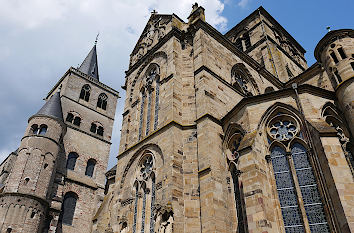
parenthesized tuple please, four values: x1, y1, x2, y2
(132, 154, 156, 233)
(226, 130, 248, 233)
(138, 64, 161, 140)
(267, 113, 330, 233)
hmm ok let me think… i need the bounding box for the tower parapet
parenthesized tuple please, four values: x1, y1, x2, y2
(315, 29, 354, 135)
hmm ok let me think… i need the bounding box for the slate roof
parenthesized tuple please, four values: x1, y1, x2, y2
(33, 90, 63, 121)
(79, 45, 99, 80)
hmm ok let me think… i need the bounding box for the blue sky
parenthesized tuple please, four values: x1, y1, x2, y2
(0, 0, 353, 170)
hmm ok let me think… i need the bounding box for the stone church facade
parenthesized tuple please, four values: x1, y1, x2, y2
(0, 4, 353, 233)
(94, 5, 354, 233)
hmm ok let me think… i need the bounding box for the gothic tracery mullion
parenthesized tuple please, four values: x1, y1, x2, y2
(133, 188, 139, 233)
(149, 180, 155, 233)
(141, 190, 147, 233)
(139, 92, 146, 140)
(154, 81, 160, 130)
(146, 90, 152, 135)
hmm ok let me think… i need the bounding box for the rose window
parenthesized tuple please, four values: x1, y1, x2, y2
(140, 156, 153, 180)
(269, 118, 297, 141)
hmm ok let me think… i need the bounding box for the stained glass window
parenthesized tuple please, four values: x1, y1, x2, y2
(133, 187, 138, 233)
(291, 143, 330, 233)
(270, 146, 303, 233)
(141, 191, 147, 233)
(269, 119, 297, 141)
(150, 180, 156, 233)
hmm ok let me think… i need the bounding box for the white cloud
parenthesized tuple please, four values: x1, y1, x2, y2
(238, 0, 250, 8)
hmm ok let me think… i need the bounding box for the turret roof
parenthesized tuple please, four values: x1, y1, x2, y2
(33, 90, 63, 121)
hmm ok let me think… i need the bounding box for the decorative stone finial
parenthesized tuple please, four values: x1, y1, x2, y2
(151, 9, 158, 15)
(326, 26, 331, 32)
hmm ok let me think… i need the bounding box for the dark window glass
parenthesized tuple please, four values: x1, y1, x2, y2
(31, 124, 39, 134)
(330, 52, 339, 63)
(61, 192, 78, 225)
(337, 47, 347, 59)
(286, 65, 294, 78)
(351, 62, 354, 71)
(97, 126, 104, 136)
(79, 84, 91, 102)
(85, 159, 96, 177)
(90, 123, 97, 133)
(334, 71, 342, 84)
(244, 33, 251, 49)
(231, 169, 248, 233)
(235, 38, 243, 51)
(73, 117, 81, 126)
(97, 93, 108, 110)
(39, 125, 47, 135)
(66, 113, 74, 123)
(66, 152, 78, 170)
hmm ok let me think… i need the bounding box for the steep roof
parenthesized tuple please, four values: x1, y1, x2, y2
(33, 90, 63, 121)
(79, 45, 99, 80)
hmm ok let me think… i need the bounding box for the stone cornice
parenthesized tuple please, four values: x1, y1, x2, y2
(46, 67, 119, 99)
(117, 120, 196, 159)
(222, 84, 336, 124)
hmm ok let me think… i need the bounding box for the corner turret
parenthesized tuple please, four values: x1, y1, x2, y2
(315, 29, 354, 136)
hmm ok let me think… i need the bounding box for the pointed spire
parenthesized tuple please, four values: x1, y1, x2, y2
(33, 88, 63, 121)
(79, 37, 99, 80)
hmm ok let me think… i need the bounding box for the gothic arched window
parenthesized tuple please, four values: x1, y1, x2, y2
(60, 192, 78, 226)
(66, 152, 78, 170)
(79, 84, 91, 101)
(225, 129, 248, 233)
(267, 113, 330, 232)
(97, 93, 108, 110)
(132, 154, 156, 233)
(231, 64, 257, 96)
(139, 64, 161, 140)
(85, 159, 96, 177)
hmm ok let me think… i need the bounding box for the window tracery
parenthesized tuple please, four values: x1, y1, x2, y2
(267, 113, 330, 233)
(225, 128, 248, 233)
(132, 154, 156, 233)
(79, 84, 91, 102)
(231, 64, 258, 96)
(97, 93, 108, 110)
(138, 65, 161, 140)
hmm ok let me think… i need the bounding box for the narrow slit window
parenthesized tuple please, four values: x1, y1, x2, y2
(334, 71, 342, 84)
(330, 52, 339, 64)
(351, 62, 354, 71)
(66, 152, 78, 170)
(85, 159, 96, 177)
(235, 38, 243, 51)
(244, 33, 251, 49)
(337, 47, 347, 59)
(73, 117, 81, 126)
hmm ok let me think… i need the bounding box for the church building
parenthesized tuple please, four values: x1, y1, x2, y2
(0, 4, 353, 233)
(94, 5, 354, 233)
